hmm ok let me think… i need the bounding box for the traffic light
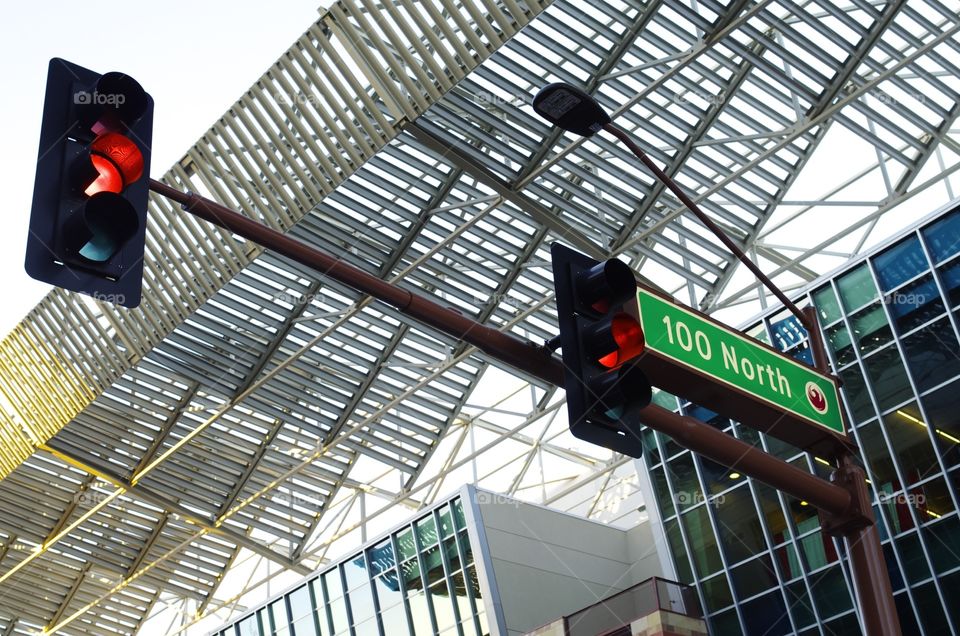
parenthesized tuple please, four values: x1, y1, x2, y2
(551, 243, 651, 456)
(25, 58, 153, 308)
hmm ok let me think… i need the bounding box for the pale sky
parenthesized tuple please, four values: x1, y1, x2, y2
(0, 0, 323, 336)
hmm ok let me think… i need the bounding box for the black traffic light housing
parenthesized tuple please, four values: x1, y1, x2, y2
(25, 58, 153, 308)
(551, 243, 651, 456)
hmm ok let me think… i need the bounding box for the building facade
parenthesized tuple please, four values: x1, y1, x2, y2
(640, 201, 960, 635)
(213, 486, 665, 636)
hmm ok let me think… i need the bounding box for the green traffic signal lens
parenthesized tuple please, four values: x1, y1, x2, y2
(75, 193, 139, 263)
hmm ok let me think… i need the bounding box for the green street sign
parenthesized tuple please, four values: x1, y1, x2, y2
(627, 286, 848, 451)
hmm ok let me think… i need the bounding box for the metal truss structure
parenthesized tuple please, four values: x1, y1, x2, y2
(0, 0, 958, 633)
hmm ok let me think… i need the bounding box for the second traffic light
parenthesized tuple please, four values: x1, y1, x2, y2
(25, 58, 153, 308)
(551, 243, 651, 457)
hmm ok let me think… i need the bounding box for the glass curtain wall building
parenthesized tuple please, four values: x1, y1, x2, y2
(215, 495, 488, 636)
(641, 202, 960, 636)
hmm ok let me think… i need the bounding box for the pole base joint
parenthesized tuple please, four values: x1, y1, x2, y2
(820, 458, 873, 537)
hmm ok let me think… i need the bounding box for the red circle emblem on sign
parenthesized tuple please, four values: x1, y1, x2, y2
(805, 381, 828, 415)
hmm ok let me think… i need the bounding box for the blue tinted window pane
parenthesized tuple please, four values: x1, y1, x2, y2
(887, 274, 945, 333)
(902, 317, 960, 392)
(874, 236, 927, 292)
(923, 209, 960, 263)
(368, 540, 395, 577)
(939, 260, 960, 307)
(770, 314, 808, 352)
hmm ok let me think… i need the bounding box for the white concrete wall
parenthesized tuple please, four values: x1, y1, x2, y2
(471, 490, 663, 636)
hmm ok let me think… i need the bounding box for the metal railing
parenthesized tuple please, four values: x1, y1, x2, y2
(563, 576, 702, 636)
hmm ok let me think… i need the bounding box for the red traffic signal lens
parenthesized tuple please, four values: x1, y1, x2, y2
(83, 133, 144, 196)
(598, 313, 644, 368)
(85, 154, 124, 195)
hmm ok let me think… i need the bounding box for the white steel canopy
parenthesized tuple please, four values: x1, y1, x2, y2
(0, 0, 958, 633)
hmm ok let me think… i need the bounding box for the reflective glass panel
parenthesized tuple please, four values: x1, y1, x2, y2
(895, 532, 930, 584)
(438, 504, 455, 538)
(408, 591, 433, 636)
(807, 565, 852, 618)
(850, 303, 892, 355)
(451, 570, 473, 625)
(923, 209, 960, 263)
(922, 515, 960, 574)
(452, 498, 466, 531)
(345, 555, 369, 591)
(348, 582, 375, 626)
(667, 454, 702, 510)
(729, 555, 778, 600)
(813, 285, 842, 325)
(837, 264, 878, 312)
(754, 482, 788, 545)
(939, 260, 960, 307)
(863, 346, 913, 411)
(397, 528, 417, 562)
(368, 539, 395, 578)
(914, 580, 951, 634)
(238, 614, 261, 636)
(665, 518, 693, 582)
(839, 363, 874, 423)
(901, 317, 960, 392)
(682, 505, 723, 577)
(429, 579, 456, 631)
(288, 586, 313, 623)
(874, 235, 927, 292)
(887, 274, 944, 334)
(921, 380, 960, 465)
(798, 531, 838, 571)
(826, 322, 855, 366)
(374, 570, 403, 611)
(416, 515, 439, 548)
(786, 580, 816, 629)
(700, 573, 733, 613)
(380, 602, 408, 634)
(712, 485, 766, 564)
(741, 589, 792, 635)
(883, 407, 940, 485)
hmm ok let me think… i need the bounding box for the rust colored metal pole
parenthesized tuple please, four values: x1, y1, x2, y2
(602, 123, 815, 334)
(639, 404, 850, 515)
(149, 179, 562, 387)
(804, 308, 900, 635)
